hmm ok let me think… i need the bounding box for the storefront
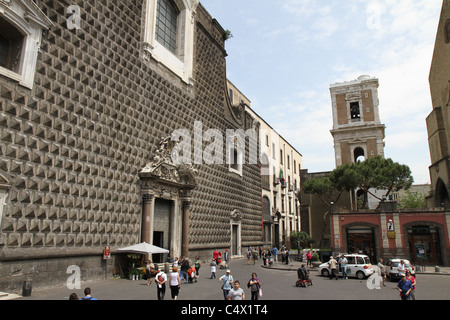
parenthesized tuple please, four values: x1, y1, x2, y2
(407, 225, 443, 265)
(331, 207, 450, 266)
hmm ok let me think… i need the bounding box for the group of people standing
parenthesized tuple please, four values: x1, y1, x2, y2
(218, 269, 262, 301)
(246, 245, 293, 266)
(395, 259, 417, 300)
(145, 256, 202, 300)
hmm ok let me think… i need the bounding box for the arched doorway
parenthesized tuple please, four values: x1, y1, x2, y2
(354, 147, 365, 163)
(435, 178, 449, 207)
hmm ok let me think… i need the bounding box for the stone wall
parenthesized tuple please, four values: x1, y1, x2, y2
(0, 0, 262, 291)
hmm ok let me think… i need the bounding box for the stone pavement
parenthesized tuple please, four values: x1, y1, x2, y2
(1, 258, 449, 300)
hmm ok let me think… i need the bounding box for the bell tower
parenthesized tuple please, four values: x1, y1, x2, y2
(330, 75, 386, 167)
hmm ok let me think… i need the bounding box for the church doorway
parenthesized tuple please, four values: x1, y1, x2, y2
(152, 198, 172, 263)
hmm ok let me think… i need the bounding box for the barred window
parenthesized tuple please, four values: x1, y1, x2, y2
(155, 0, 178, 53)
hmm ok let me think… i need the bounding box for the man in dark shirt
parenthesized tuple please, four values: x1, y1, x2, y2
(397, 274, 413, 300)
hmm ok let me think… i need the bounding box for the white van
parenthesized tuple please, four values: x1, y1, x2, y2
(318, 254, 375, 279)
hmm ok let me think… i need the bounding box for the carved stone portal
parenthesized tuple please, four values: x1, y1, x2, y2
(139, 137, 197, 258)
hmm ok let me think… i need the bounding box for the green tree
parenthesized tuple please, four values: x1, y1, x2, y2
(397, 191, 427, 208)
(302, 164, 361, 248)
(290, 231, 311, 250)
(302, 156, 413, 246)
(355, 156, 413, 207)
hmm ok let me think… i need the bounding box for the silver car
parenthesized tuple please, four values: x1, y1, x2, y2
(387, 259, 415, 281)
(318, 254, 375, 280)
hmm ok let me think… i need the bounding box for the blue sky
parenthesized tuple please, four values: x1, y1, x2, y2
(200, 0, 443, 184)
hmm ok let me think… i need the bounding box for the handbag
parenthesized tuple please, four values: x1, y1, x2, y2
(258, 288, 263, 298)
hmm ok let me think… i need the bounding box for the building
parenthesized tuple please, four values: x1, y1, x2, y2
(330, 75, 386, 167)
(427, 0, 450, 208)
(227, 80, 303, 249)
(331, 204, 450, 266)
(301, 72, 450, 266)
(0, 0, 264, 290)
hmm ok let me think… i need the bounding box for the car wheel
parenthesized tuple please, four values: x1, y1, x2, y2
(321, 269, 330, 277)
(356, 271, 365, 280)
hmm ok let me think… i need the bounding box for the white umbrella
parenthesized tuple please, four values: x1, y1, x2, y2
(117, 242, 169, 254)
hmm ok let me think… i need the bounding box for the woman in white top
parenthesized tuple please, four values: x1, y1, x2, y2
(169, 267, 181, 300)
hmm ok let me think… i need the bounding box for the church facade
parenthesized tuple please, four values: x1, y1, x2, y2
(0, 0, 263, 290)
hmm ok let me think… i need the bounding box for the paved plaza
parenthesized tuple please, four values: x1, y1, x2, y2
(8, 258, 450, 301)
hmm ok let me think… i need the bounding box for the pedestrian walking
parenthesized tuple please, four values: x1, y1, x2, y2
(248, 272, 261, 300)
(377, 258, 387, 287)
(397, 274, 413, 300)
(339, 254, 348, 279)
(247, 247, 252, 264)
(252, 249, 258, 265)
(328, 256, 338, 280)
(145, 260, 155, 286)
(285, 248, 290, 265)
(306, 250, 312, 267)
(227, 280, 245, 300)
(272, 246, 278, 263)
(155, 269, 167, 300)
(397, 259, 406, 277)
(194, 257, 201, 276)
(210, 259, 217, 279)
(219, 270, 234, 300)
(169, 267, 181, 300)
(180, 257, 189, 284)
(405, 270, 416, 300)
(173, 257, 179, 269)
(224, 249, 230, 268)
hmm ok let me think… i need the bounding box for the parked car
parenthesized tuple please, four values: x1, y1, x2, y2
(318, 254, 374, 280)
(387, 259, 415, 282)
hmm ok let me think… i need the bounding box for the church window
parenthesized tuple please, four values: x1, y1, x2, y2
(155, 0, 178, 53)
(142, 0, 198, 84)
(0, 18, 24, 72)
(0, 1, 53, 89)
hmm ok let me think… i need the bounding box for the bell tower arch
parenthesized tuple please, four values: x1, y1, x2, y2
(330, 75, 386, 166)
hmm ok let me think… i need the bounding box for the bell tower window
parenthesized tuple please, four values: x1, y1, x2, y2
(350, 102, 361, 120)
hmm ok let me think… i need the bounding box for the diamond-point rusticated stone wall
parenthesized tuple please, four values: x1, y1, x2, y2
(0, 0, 262, 290)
